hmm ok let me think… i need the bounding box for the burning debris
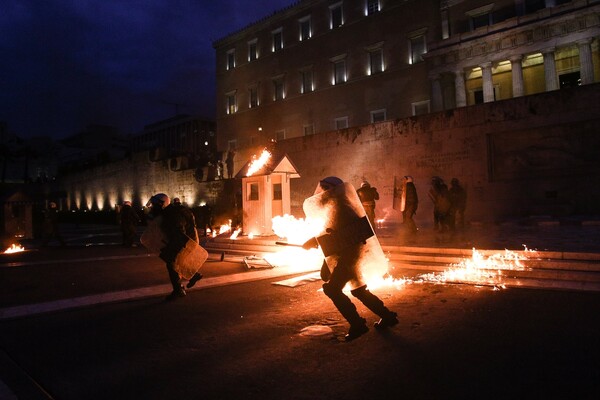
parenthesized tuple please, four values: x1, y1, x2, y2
(4, 243, 25, 254)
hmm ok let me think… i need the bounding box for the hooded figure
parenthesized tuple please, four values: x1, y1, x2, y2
(302, 176, 397, 341)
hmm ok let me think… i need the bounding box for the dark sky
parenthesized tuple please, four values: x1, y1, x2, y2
(0, 0, 297, 140)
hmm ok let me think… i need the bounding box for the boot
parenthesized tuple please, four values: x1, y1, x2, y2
(374, 312, 399, 330)
(351, 286, 398, 329)
(345, 318, 368, 342)
(165, 285, 186, 301)
(187, 272, 203, 288)
(323, 283, 368, 341)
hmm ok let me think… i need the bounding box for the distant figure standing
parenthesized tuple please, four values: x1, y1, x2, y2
(400, 176, 419, 236)
(217, 160, 224, 180)
(193, 204, 213, 236)
(41, 202, 65, 247)
(226, 150, 235, 179)
(356, 180, 379, 228)
(428, 177, 451, 232)
(120, 200, 140, 247)
(449, 178, 467, 231)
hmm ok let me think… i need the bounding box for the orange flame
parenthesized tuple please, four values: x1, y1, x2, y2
(230, 228, 241, 239)
(4, 243, 25, 253)
(246, 148, 271, 176)
(369, 247, 535, 291)
(271, 214, 324, 245)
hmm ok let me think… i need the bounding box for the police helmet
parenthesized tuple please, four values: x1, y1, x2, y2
(147, 193, 170, 209)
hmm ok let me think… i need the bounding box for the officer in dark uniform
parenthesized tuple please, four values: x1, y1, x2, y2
(303, 177, 398, 341)
(356, 180, 380, 228)
(147, 194, 202, 301)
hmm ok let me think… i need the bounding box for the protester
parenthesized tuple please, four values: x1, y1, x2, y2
(119, 200, 140, 247)
(356, 180, 380, 229)
(302, 176, 398, 341)
(41, 201, 66, 247)
(146, 193, 202, 301)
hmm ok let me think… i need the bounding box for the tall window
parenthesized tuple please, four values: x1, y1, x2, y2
(330, 2, 343, 29)
(409, 34, 426, 64)
(248, 39, 257, 61)
(248, 183, 259, 201)
(301, 69, 313, 94)
(369, 48, 383, 75)
(299, 16, 311, 41)
(371, 109, 386, 123)
(467, 4, 494, 30)
(303, 124, 315, 136)
(249, 86, 258, 108)
(412, 100, 430, 116)
(273, 78, 284, 101)
(226, 49, 235, 70)
(366, 0, 380, 16)
(273, 183, 283, 200)
(441, 9, 450, 39)
(335, 116, 348, 129)
(272, 28, 283, 52)
(226, 92, 237, 114)
(276, 130, 286, 141)
(333, 59, 346, 85)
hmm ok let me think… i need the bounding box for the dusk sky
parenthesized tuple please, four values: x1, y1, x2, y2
(0, 0, 297, 140)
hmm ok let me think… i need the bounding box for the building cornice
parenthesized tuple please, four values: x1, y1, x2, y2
(425, 2, 600, 73)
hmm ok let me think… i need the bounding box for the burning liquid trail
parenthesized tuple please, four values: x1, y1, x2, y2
(265, 214, 535, 290)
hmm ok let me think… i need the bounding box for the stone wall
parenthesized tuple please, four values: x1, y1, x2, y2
(61, 84, 600, 229)
(61, 152, 225, 213)
(264, 83, 600, 226)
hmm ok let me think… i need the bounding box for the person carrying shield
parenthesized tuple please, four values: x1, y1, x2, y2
(302, 176, 398, 341)
(145, 193, 204, 301)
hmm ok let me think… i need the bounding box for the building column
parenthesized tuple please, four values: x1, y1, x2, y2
(542, 49, 559, 91)
(430, 74, 444, 112)
(577, 39, 594, 85)
(510, 55, 524, 97)
(454, 69, 467, 107)
(480, 62, 494, 103)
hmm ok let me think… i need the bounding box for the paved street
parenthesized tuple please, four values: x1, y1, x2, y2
(1, 223, 599, 399)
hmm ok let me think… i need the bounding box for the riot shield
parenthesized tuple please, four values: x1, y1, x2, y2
(303, 182, 388, 289)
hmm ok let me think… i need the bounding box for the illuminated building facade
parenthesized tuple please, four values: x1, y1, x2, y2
(213, 0, 599, 169)
(131, 114, 216, 161)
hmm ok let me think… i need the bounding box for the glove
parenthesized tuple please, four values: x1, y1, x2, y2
(302, 237, 319, 250)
